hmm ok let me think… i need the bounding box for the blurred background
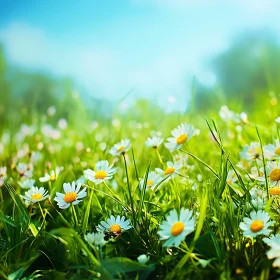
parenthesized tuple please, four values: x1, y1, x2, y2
(0, 0, 280, 125)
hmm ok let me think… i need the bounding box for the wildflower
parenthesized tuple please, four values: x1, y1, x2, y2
(139, 171, 161, 190)
(18, 179, 35, 189)
(16, 163, 33, 178)
(263, 140, 280, 160)
(165, 123, 195, 152)
(263, 234, 280, 267)
(54, 181, 87, 209)
(145, 136, 163, 149)
(84, 232, 106, 247)
(97, 215, 132, 235)
(21, 186, 49, 205)
(39, 167, 62, 182)
(0, 167, 7, 187)
(84, 160, 117, 185)
(109, 139, 131, 157)
(275, 117, 280, 123)
(226, 170, 238, 186)
(240, 142, 262, 160)
(137, 254, 150, 264)
(269, 186, 280, 196)
(239, 210, 274, 238)
(248, 166, 263, 180)
(257, 161, 280, 187)
(156, 161, 182, 181)
(158, 208, 195, 248)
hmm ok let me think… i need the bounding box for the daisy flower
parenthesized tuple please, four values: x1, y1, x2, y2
(137, 254, 150, 264)
(18, 179, 35, 189)
(269, 186, 280, 196)
(165, 123, 195, 152)
(145, 136, 163, 149)
(275, 117, 280, 123)
(240, 142, 262, 160)
(54, 181, 87, 209)
(219, 105, 235, 123)
(156, 161, 182, 181)
(39, 167, 62, 182)
(84, 160, 117, 185)
(263, 140, 280, 160)
(226, 170, 238, 186)
(158, 208, 195, 248)
(239, 210, 274, 238)
(263, 234, 280, 267)
(96, 215, 132, 235)
(84, 232, 106, 247)
(0, 167, 7, 187)
(21, 186, 49, 205)
(257, 161, 280, 187)
(16, 163, 33, 178)
(139, 171, 161, 190)
(109, 139, 131, 157)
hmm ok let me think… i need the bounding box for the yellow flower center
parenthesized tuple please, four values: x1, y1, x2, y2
(270, 168, 280, 181)
(31, 193, 42, 200)
(269, 187, 280, 195)
(110, 224, 121, 233)
(226, 179, 232, 185)
(176, 134, 188, 145)
(117, 145, 125, 153)
(94, 170, 107, 179)
(250, 220, 264, 233)
(275, 147, 280, 155)
(164, 167, 175, 175)
(171, 221, 185, 236)
(64, 192, 77, 203)
(50, 175, 55, 180)
(147, 179, 153, 186)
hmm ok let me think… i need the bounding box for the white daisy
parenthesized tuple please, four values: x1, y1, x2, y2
(269, 186, 280, 196)
(16, 163, 33, 178)
(139, 171, 161, 190)
(263, 234, 280, 267)
(137, 254, 150, 264)
(84, 160, 117, 185)
(219, 105, 235, 123)
(257, 161, 280, 187)
(158, 208, 195, 248)
(84, 232, 106, 247)
(156, 161, 182, 181)
(18, 179, 35, 189)
(240, 142, 262, 160)
(239, 210, 274, 238)
(263, 140, 280, 160)
(239, 112, 248, 124)
(21, 186, 49, 205)
(39, 166, 62, 182)
(226, 170, 238, 186)
(0, 167, 7, 187)
(54, 181, 87, 209)
(96, 215, 132, 234)
(165, 123, 195, 152)
(248, 166, 263, 180)
(109, 138, 131, 157)
(145, 136, 163, 149)
(275, 117, 280, 123)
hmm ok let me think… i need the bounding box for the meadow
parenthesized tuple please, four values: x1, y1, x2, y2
(1, 94, 280, 280)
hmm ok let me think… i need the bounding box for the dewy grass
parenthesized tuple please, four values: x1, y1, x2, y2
(1, 101, 280, 279)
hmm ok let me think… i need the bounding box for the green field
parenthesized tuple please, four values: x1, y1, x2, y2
(1, 92, 280, 279)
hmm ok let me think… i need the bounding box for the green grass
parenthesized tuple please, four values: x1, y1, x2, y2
(0, 96, 280, 280)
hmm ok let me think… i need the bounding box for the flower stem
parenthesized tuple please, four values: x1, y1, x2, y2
(71, 204, 78, 227)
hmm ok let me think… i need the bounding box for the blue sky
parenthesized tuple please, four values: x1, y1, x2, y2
(0, 0, 280, 111)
